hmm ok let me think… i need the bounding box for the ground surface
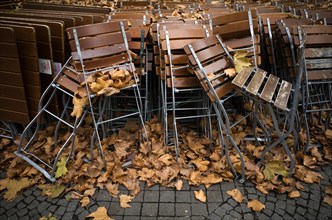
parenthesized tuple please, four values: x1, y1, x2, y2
(0, 164, 331, 220)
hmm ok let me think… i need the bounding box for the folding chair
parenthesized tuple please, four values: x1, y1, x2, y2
(16, 21, 147, 181)
(184, 34, 248, 182)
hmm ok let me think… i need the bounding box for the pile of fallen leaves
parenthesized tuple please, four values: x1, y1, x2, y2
(71, 68, 135, 118)
(0, 115, 331, 219)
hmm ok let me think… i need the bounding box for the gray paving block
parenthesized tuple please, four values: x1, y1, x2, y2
(133, 191, 144, 202)
(247, 193, 258, 200)
(33, 189, 41, 197)
(191, 203, 208, 216)
(263, 208, 273, 217)
(206, 191, 222, 203)
(96, 201, 111, 210)
(220, 182, 235, 191)
(158, 203, 175, 216)
(271, 213, 282, 220)
(175, 203, 191, 217)
(294, 213, 306, 220)
(108, 201, 124, 216)
(28, 208, 38, 218)
(181, 181, 190, 190)
(146, 184, 159, 191)
(75, 206, 85, 215)
(37, 201, 51, 213)
(124, 202, 141, 216)
(257, 213, 270, 220)
(7, 214, 18, 220)
(243, 213, 255, 220)
(276, 200, 286, 210)
(48, 205, 57, 213)
(296, 206, 307, 215)
(240, 203, 251, 214)
(17, 208, 28, 217)
(223, 214, 235, 220)
(157, 217, 175, 220)
(23, 189, 32, 197)
(6, 208, 17, 218)
(88, 204, 99, 213)
(122, 216, 140, 220)
(266, 195, 277, 202)
(62, 211, 74, 220)
(207, 213, 221, 220)
(4, 201, 16, 210)
(95, 189, 113, 201)
(208, 184, 221, 191)
(265, 201, 274, 211)
(285, 203, 296, 215)
(78, 210, 90, 220)
(160, 190, 175, 203)
(296, 198, 308, 207)
(36, 195, 46, 202)
(54, 206, 66, 216)
(207, 203, 219, 214)
(67, 200, 79, 212)
(229, 209, 241, 219)
(57, 199, 69, 207)
(141, 203, 158, 216)
(176, 191, 191, 203)
(0, 208, 5, 215)
(227, 198, 238, 208)
(28, 200, 39, 210)
(144, 191, 159, 202)
(276, 193, 286, 200)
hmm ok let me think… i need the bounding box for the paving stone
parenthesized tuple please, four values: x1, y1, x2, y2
(181, 181, 191, 190)
(311, 190, 321, 202)
(1, 214, 8, 220)
(296, 206, 307, 215)
(62, 211, 74, 220)
(191, 216, 205, 220)
(96, 201, 110, 210)
(78, 210, 90, 220)
(301, 191, 309, 199)
(247, 193, 258, 200)
(285, 204, 296, 215)
(305, 213, 317, 220)
(229, 210, 241, 219)
(287, 199, 296, 205)
(95, 189, 113, 201)
(190, 185, 205, 191)
(46, 198, 59, 205)
(258, 196, 266, 203)
(247, 187, 256, 194)
(27, 200, 39, 210)
(48, 205, 57, 213)
(57, 199, 69, 207)
(240, 203, 251, 213)
(276, 193, 287, 200)
(16, 201, 26, 210)
(23, 189, 32, 197)
(23, 195, 34, 205)
(36, 196, 46, 202)
(310, 183, 320, 191)
(223, 215, 235, 220)
(206, 191, 222, 203)
(160, 191, 175, 203)
(208, 184, 221, 191)
(6, 208, 18, 217)
(112, 216, 123, 220)
(266, 195, 277, 202)
(176, 191, 191, 203)
(243, 213, 255, 220)
(67, 200, 79, 212)
(41, 210, 50, 218)
(17, 208, 28, 217)
(4, 201, 16, 210)
(108, 201, 124, 216)
(132, 191, 144, 202)
(89, 204, 99, 213)
(271, 213, 283, 220)
(54, 206, 66, 216)
(124, 202, 141, 216)
(37, 201, 51, 213)
(159, 203, 175, 216)
(7, 214, 18, 220)
(283, 213, 294, 220)
(33, 189, 41, 197)
(276, 200, 286, 210)
(141, 203, 158, 216)
(28, 208, 38, 218)
(207, 213, 222, 220)
(146, 184, 159, 191)
(158, 217, 177, 220)
(191, 203, 207, 216)
(297, 198, 308, 207)
(227, 198, 237, 208)
(320, 207, 332, 217)
(220, 182, 235, 191)
(263, 208, 273, 217)
(308, 208, 317, 216)
(0, 208, 5, 215)
(144, 191, 159, 202)
(20, 216, 30, 220)
(221, 191, 230, 200)
(175, 203, 191, 217)
(207, 203, 219, 214)
(276, 209, 285, 216)
(123, 216, 140, 220)
(265, 201, 274, 211)
(294, 213, 306, 220)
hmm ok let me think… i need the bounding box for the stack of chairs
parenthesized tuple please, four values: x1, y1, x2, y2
(16, 21, 147, 181)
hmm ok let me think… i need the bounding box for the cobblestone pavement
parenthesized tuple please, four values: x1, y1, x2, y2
(0, 164, 331, 220)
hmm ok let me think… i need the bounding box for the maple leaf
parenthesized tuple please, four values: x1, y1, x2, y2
(158, 154, 174, 165)
(71, 94, 88, 118)
(3, 178, 32, 201)
(174, 180, 183, 190)
(225, 68, 237, 77)
(303, 155, 317, 168)
(323, 147, 332, 161)
(323, 196, 332, 206)
(191, 158, 210, 172)
(210, 150, 221, 161)
(325, 129, 332, 139)
(55, 158, 68, 179)
(194, 190, 206, 203)
(234, 51, 252, 73)
(0, 178, 8, 191)
(97, 172, 108, 183)
(189, 170, 202, 185)
(247, 199, 265, 212)
(326, 186, 332, 195)
(119, 195, 134, 208)
(288, 190, 301, 198)
(86, 206, 114, 220)
(140, 142, 149, 154)
(84, 188, 96, 197)
(38, 184, 65, 199)
(105, 182, 119, 197)
(255, 182, 275, 195)
(227, 188, 244, 203)
(80, 196, 90, 207)
(263, 161, 288, 180)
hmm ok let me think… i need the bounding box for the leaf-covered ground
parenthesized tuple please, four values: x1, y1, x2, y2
(0, 114, 331, 219)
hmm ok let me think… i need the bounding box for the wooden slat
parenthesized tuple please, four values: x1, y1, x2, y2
(306, 69, 332, 80)
(71, 43, 127, 60)
(274, 80, 292, 110)
(0, 109, 29, 125)
(0, 27, 16, 43)
(0, 70, 24, 86)
(246, 68, 266, 95)
(260, 74, 279, 102)
(0, 97, 28, 113)
(0, 84, 26, 100)
(188, 44, 225, 66)
(166, 77, 200, 88)
(0, 23, 36, 42)
(208, 82, 234, 102)
(232, 67, 254, 88)
(305, 48, 332, 58)
(0, 57, 21, 73)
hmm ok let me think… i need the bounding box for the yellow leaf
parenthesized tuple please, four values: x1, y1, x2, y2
(247, 199, 265, 212)
(3, 178, 32, 201)
(234, 50, 252, 73)
(174, 180, 183, 191)
(39, 213, 57, 220)
(105, 182, 119, 197)
(119, 195, 134, 208)
(86, 206, 113, 220)
(226, 188, 244, 203)
(71, 94, 88, 118)
(38, 184, 65, 198)
(323, 195, 332, 206)
(80, 196, 90, 207)
(263, 161, 288, 180)
(55, 158, 68, 179)
(288, 190, 301, 198)
(194, 190, 206, 203)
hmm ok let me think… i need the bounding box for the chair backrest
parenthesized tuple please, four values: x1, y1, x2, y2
(66, 21, 133, 72)
(184, 34, 235, 102)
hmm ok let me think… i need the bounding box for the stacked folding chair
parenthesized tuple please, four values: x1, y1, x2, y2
(16, 21, 147, 181)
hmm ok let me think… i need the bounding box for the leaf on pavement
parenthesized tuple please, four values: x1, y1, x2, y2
(39, 213, 57, 220)
(323, 196, 332, 206)
(3, 178, 32, 201)
(194, 190, 206, 203)
(325, 129, 332, 139)
(263, 161, 288, 180)
(174, 180, 183, 191)
(119, 195, 134, 208)
(86, 206, 113, 220)
(105, 182, 119, 197)
(38, 184, 65, 199)
(55, 158, 68, 179)
(288, 190, 301, 198)
(80, 196, 90, 207)
(191, 158, 210, 172)
(84, 188, 96, 197)
(227, 188, 244, 203)
(247, 199, 265, 212)
(326, 186, 332, 195)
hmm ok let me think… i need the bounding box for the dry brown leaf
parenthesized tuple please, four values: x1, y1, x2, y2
(191, 158, 210, 172)
(84, 188, 96, 197)
(71, 94, 88, 118)
(226, 188, 244, 203)
(106, 182, 119, 197)
(225, 68, 237, 77)
(194, 190, 206, 203)
(86, 206, 113, 220)
(174, 180, 183, 191)
(303, 155, 317, 168)
(2, 178, 32, 201)
(80, 196, 90, 207)
(288, 190, 301, 198)
(158, 154, 173, 165)
(325, 129, 332, 139)
(119, 195, 134, 208)
(323, 195, 332, 206)
(247, 199, 265, 212)
(326, 186, 332, 195)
